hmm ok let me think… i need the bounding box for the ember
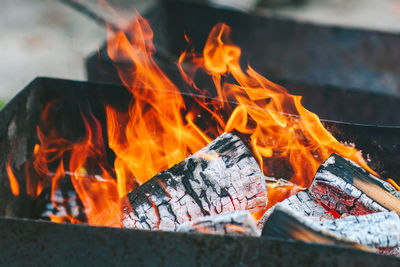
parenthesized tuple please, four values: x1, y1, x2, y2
(4, 4, 400, 260)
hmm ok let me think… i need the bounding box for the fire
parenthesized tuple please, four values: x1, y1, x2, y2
(105, 14, 212, 194)
(6, 12, 380, 226)
(6, 159, 19, 197)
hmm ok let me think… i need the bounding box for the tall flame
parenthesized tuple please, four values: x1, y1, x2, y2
(106, 14, 213, 195)
(7, 12, 379, 225)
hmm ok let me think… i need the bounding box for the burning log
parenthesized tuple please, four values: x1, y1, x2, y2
(257, 190, 333, 229)
(121, 133, 267, 230)
(309, 153, 400, 216)
(263, 204, 400, 256)
(261, 205, 371, 251)
(320, 211, 400, 256)
(177, 210, 259, 236)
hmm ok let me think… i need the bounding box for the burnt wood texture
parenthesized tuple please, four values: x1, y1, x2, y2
(320, 211, 400, 256)
(177, 210, 259, 236)
(262, 205, 400, 256)
(309, 153, 400, 216)
(121, 133, 267, 230)
(257, 190, 333, 229)
(262, 205, 370, 251)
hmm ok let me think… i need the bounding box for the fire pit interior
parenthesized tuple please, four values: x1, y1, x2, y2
(2, 0, 400, 265)
(2, 77, 400, 265)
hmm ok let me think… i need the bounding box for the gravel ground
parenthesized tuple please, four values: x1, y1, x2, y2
(1, 0, 400, 101)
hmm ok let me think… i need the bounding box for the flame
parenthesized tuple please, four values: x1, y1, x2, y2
(6, 12, 381, 225)
(387, 178, 400, 191)
(105, 14, 211, 191)
(178, 23, 377, 187)
(6, 159, 19, 196)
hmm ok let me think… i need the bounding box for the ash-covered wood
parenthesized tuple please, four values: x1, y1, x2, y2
(309, 153, 400, 216)
(320, 211, 400, 256)
(264, 176, 305, 196)
(261, 204, 371, 251)
(121, 133, 267, 230)
(257, 190, 332, 229)
(264, 177, 302, 189)
(177, 210, 259, 236)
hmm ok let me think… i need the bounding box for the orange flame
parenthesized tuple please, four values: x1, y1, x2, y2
(7, 12, 381, 225)
(178, 23, 377, 186)
(387, 178, 400, 191)
(106, 14, 212, 191)
(6, 159, 19, 196)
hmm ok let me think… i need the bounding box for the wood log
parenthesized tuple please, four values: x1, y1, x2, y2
(120, 133, 267, 230)
(257, 190, 333, 229)
(309, 153, 400, 216)
(177, 210, 259, 236)
(319, 211, 400, 256)
(261, 204, 371, 252)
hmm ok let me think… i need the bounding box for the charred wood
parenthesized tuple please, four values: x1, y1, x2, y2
(264, 176, 305, 194)
(177, 210, 259, 236)
(121, 133, 267, 230)
(262, 205, 371, 252)
(309, 153, 400, 216)
(257, 190, 333, 229)
(320, 211, 400, 256)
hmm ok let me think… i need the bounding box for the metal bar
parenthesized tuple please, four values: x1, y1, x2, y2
(0, 216, 398, 266)
(56, 0, 120, 32)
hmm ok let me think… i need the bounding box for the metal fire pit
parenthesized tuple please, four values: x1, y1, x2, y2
(86, 0, 400, 126)
(1, 77, 400, 265)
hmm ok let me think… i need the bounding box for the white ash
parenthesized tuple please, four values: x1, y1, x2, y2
(257, 190, 333, 229)
(177, 210, 259, 236)
(319, 211, 400, 249)
(264, 176, 305, 191)
(270, 204, 367, 246)
(322, 156, 335, 167)
(121, 132, 267, 230)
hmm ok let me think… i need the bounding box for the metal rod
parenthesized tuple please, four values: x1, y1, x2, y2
(56, 0, 120, 32)
(56, 0, 177, 63)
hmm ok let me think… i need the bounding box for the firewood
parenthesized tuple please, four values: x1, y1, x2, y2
(120, 133, 267, 230)
(309, 153, 400, 216)
(262, 205, 372, 252)
(257, 190, 333, 229)
(319, 211, 400, 256)
(177, 210, 259, 236)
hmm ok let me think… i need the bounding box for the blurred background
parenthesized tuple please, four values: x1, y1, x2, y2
(2, 0, 400, 104)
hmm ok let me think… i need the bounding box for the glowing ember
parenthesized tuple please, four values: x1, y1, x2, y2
(6, 12, 380, 226)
